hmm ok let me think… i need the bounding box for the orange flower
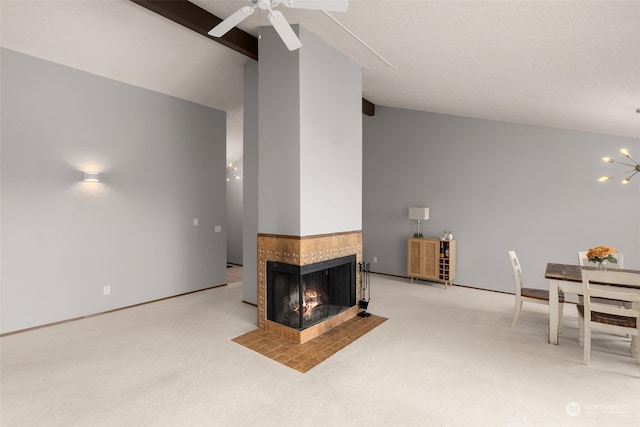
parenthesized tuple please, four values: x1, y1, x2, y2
(586, 245, 618, 263)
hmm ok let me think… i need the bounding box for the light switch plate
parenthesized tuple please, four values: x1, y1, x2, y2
(193, 218, 199, 226)
(215, 225, 222, 233)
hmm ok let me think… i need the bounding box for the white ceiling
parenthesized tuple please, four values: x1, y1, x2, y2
(2, 0, 639, 161)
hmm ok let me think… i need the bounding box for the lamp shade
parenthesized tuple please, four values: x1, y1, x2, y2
(409, 207, 429, 221)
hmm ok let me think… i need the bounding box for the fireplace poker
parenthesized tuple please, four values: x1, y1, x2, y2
(358, 262, 371, 318)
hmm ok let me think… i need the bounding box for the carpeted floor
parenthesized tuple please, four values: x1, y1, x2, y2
(226, 264, 243, 284)
(2, 273, 639, 426)
(232, 315, 387, 372)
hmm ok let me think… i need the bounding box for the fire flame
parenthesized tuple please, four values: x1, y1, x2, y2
(291, 289, 322, 319)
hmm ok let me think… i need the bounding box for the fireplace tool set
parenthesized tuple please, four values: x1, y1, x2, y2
(357, 262, 371, 318)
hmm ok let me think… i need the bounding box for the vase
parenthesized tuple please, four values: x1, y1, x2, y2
(596, 260, 607, 270)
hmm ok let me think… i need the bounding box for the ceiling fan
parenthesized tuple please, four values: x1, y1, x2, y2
(208, 0, 349, 51)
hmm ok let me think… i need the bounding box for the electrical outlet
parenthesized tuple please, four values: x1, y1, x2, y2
(373, 257, 378, 263)
(103, 285, 111, 295)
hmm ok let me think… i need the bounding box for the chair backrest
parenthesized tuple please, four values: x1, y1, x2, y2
(577, 251, 588, 266)
(578, 251, 624, 269)
(582, 270, 640, 322)
(613, 253, 624, 269)
(508, 251, 523, 295)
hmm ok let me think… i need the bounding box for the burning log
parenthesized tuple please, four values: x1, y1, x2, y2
(290, 289, 323, 319)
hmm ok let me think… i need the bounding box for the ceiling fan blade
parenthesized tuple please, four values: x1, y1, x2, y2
(283, 0, 349, 12)
(208, 6, 256, 37)
(268, 10, 302, 51)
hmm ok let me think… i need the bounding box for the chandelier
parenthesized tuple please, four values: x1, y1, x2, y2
(599, 148, 639, 185)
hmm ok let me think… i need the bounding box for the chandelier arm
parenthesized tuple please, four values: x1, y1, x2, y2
(615, 161, 637, 167)
(598, 147, 637, 184)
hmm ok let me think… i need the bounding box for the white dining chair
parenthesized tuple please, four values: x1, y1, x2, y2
(577, 251, 624, 269)
(508, 251, 564, 328)
(577, 270, 640, 367)
(578, 250, 629, 312)
(577, 251, 588, 266)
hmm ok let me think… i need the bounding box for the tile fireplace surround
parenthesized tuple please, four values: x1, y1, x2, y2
(257, 231, 363, 344)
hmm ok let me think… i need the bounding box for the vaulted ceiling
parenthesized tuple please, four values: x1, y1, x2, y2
(2, 0, 639, 150)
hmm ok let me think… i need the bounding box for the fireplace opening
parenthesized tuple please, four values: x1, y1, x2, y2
(267, 255, 356, 331)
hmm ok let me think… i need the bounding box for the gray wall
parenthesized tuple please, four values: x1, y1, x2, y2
(298, 27, 362, 235)
(258, 26, 362, 236)
(258, 26, 302, 236)
(226, 158, 243, 265)
(1, 49, 228, 333)
(242, 60, 259, 304)
(363, 106, 640, 293)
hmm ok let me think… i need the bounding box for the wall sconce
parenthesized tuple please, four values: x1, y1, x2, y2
(409, 207, 429, 237)
(82, 172, 100, 182)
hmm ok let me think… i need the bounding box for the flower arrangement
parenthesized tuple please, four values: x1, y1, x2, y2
(586, 245, 618, 265)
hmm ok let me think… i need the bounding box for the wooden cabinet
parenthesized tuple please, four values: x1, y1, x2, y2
(407, 238, 456, 288)
(408, 238, 439, 280)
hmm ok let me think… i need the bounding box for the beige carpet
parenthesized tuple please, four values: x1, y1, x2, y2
(226, 264, 243, 284)
(1, 274, 638, 426)
(233, 315, 387, 372)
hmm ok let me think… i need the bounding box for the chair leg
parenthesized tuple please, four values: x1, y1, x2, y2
(578, 312, 584, 347)
(511, 298, 522, 328)
(631, 335, 638, 359)
(583, 323, 591, 366)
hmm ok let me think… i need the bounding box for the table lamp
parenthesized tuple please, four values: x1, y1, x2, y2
(409, 207, 429, 237)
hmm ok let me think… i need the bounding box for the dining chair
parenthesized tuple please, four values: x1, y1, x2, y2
(508, 251, 564, 328)
(577, 251, 624, 268)
(577, 251, 588, 266)
(578, 250, 630, 314)
(577, 270, 640, 366)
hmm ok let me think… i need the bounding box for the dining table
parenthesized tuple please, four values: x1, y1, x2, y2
(545, 263, 640, 345)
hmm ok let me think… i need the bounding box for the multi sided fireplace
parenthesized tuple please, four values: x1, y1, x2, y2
(267, 255, 356, 331)
(257, 232, 362, 343)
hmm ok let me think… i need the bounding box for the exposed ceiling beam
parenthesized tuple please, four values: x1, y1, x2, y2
(130, 0, 375, 116)
(131, 0, 258, 60)
(362, 99, 375, 117)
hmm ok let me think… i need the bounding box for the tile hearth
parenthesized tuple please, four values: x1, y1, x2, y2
(232, 314, 387, 373)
